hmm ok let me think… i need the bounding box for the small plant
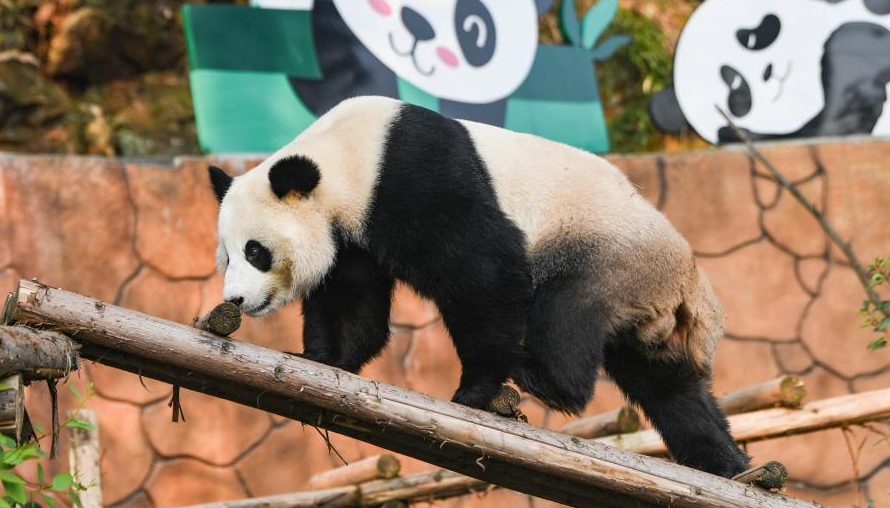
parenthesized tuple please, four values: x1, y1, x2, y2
(0, 382, 96, 508)
(857, 256, 890, 351)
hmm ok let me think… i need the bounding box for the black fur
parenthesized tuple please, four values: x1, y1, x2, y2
(268, 155, 321, 198)
(297, 243, 394, 372)
(604, 339, 750, 478)
(208, 166, 233, 202)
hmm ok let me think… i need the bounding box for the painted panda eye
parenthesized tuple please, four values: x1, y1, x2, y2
(720, 65, 752, 118)
(455, 0, 496, 67)
(244, 240, 272, 272)
(736, 14, 781, 51)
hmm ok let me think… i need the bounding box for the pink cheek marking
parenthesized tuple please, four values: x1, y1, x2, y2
(369, 0, 392, 15)
(437, 47, 459, 68)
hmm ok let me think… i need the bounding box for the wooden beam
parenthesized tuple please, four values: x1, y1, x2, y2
(596, 388, 890, 455)
(0, 325, 79, 380)
(720, 376, 806, 415)
(177, 469, 487, 508)
(308, 454, 401, 490)
(68, 409, 102, 508)
(7, 280, 821, 508)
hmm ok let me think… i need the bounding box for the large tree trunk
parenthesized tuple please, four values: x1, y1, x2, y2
(6, 280, 821, 508)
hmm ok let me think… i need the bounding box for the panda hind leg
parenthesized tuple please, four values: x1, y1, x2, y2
(603, 338, 750, 478)
(512, 276, 606, 414)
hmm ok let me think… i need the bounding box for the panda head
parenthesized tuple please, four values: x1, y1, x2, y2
(208, 156, 336, 316)
(331, 0, 553, 104)
(671, 0, 835, 142)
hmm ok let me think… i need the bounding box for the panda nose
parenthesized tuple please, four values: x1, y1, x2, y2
(401, 6, 435, 42)
(227, 296, 244, 307)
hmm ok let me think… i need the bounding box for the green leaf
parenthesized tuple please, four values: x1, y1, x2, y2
(0, 496, 11, 508)
(876, 316, 890, 332)
(37, 464, 44, 487)
(0, 473, 23, 485)
(581, 0, 620, 49)
(0, 436, 14, 449)
(42, 494, 59, 508)
(868, 337, 888, 350)
(50, 473, 73, 491)
(64, 419, 97, 431)
(68, 384, 83, 402)
(560, 0, 580, 45)
(32, 423, 45, 436)
(3, 481, 26, 504)
(68, 491, 83, 508)
(590, 34, 631, 61)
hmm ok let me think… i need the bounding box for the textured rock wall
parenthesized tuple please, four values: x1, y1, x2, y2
(1, 138, 888, 508)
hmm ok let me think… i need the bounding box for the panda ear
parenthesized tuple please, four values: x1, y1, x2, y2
(268, 155, 321, 199)
(535, 0, 555, 15)
(208, 165, 233, 203)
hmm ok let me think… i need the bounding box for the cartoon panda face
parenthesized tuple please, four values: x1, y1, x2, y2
(331, 0, 540, 103)
(673, 0, 854, 142)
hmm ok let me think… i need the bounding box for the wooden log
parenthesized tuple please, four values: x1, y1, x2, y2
(0, 325, 79, 380)
(308, 454, 401, 490)
(561, 405, 641, 439)
(596, 388, 890, 456)
(8, 280, 821, 508)
(720, 376, 806, 415)
(68, 409, 102, 508)
(178, 469, 486, 508)
(0, 375, 24, 441)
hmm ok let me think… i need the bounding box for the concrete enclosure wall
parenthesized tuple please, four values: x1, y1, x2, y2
(1, 137, 889, 508)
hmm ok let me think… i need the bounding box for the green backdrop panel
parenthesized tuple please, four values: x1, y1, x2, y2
(506, 98, 609, 153)
(183, 5, 321, 77)
(190, 69, 315, 153)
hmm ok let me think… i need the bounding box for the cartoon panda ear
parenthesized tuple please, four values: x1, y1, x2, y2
(535, 0, 555, 15)
(208, 165, 233, 203)
(268, 155, 321, 199)
(649, 86, 687, 135)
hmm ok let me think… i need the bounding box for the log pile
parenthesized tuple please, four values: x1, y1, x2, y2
(2, 279, 888, 507)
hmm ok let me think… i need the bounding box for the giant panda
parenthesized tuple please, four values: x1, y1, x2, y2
(207, 96, 750, 478)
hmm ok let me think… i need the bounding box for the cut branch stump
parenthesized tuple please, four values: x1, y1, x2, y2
(561, 405, 641, 439)
(6, 280, 823, 508)
(308, 454, 401, 490)
(720, 376, 806, 415)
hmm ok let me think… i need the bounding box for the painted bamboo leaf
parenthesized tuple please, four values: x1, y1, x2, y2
(590, 34, 632, 61)
(581, 0, 620, 50)
(560, 0, 581, 46)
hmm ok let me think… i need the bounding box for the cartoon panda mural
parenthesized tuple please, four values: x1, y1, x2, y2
(279, 0, 549, 125)
(207, 96, 752, 478)
(651, 0, 890, 143)
(183, 0, 627, 153)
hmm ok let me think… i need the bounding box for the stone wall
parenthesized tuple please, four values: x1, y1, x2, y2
(1, 137, 888, 508)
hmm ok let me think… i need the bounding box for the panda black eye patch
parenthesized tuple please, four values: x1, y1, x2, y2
(736, 14, 781, 51)
(244, 240, 272, 272)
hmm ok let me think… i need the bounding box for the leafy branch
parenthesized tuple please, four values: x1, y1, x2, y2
(715, 106, 890, 350)
(0, 382, 96, 508)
